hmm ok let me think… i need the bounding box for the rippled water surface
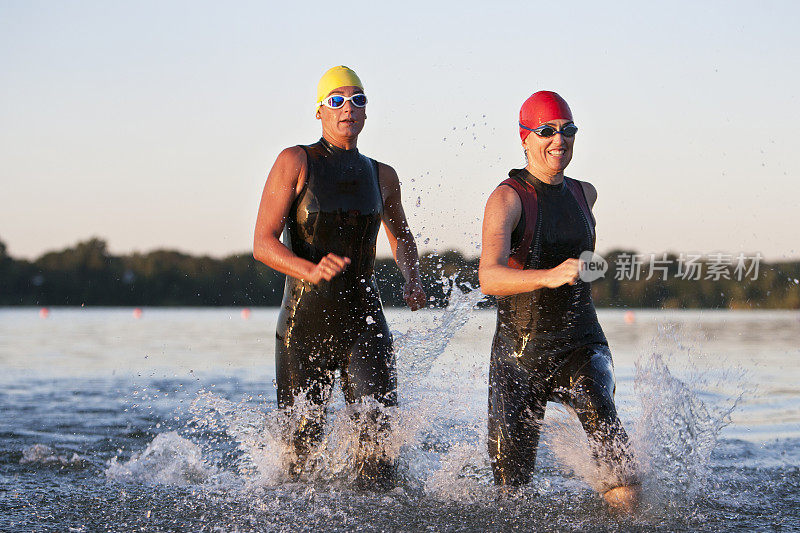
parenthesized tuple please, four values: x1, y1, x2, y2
(1, 304, 799, 532)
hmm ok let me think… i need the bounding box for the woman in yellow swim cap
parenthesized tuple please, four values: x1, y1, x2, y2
(253, 65, 426, 488)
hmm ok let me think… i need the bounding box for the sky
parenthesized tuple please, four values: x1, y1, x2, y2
(1, 0, 799, 261)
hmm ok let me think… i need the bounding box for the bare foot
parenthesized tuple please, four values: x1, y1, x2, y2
(603, 484, 641, 515)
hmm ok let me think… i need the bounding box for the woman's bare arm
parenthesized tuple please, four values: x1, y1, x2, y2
(378, 162, 426, 310)
(478, 186, 579, 296)
(253, 146, 350, 284)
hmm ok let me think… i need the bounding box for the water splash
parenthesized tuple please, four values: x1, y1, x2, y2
(545, 328, 744, 505)
(423, 441, 495, 502)
(188, 389, 420, 488)
(390, 280, 494, 500)
(105, 431, 215, 485)
(631, 335, 743, 498)
(103, 288, 746, 521)
(180, 279, 486, 491)
(394, 276, 485, 380)
(543, 407, 637, 494)
(20, 443, 85, 468)
(189, 391, 288, 484)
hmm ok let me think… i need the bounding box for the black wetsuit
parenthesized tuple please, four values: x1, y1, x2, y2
(488, 168, 635, 489)
(275, 138, 396, 479)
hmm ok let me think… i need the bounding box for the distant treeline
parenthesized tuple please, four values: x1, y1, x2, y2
(1, 238, 798, 309)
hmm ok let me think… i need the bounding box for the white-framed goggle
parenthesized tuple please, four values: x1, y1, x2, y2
(318, 93, 368, 109)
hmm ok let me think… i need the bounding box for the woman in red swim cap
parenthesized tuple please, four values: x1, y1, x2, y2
(478, 91, 640, 513)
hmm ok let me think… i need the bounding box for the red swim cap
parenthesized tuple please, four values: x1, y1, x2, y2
(519, 91, 573, 140)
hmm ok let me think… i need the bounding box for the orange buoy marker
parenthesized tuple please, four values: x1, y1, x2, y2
(241, 308, 251, 320)
(39, 307, 49, 319)
(132, 308, 143, 319)
(624, 310, 636, 324)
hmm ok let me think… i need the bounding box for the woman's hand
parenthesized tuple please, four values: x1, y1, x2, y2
(543, 258, 581, 288)
(306, 253, 351, 284)
(403, 278, 427, 311)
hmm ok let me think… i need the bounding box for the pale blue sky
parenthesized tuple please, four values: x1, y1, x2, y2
(2, 1, 798, 260)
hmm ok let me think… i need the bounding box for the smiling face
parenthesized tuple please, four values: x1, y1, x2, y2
(522, 118, 575, 181)
(316, 85, 366, 149)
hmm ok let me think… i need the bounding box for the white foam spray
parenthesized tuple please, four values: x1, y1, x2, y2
(186, 277, 486, 492)
(20, 443, 85, 467)
(545, 326, 745, 506)
(105, 431, 215, 485)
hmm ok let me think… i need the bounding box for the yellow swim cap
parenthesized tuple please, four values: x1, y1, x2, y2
(316, 66, 364, 105)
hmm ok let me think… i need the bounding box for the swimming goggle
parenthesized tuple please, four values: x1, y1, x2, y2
(319, 93, 368, 109)
(519, 123, 579, 138)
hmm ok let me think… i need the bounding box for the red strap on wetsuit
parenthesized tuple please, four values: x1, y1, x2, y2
(498, 174, 595, 270)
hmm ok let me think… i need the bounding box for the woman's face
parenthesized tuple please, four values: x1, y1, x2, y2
(522, 118, 575, 177)
(316, 86, 366, 141)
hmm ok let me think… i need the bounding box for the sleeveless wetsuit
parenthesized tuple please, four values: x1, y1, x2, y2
(488, 168, 636, 489)
(275, 138, 396, 478)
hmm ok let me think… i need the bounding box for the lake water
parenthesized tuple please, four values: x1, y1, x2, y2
(1, 299, 799, 532)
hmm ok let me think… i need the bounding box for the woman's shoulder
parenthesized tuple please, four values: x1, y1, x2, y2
(277, 145, 307, 161)
(567, 177, 597, 208)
